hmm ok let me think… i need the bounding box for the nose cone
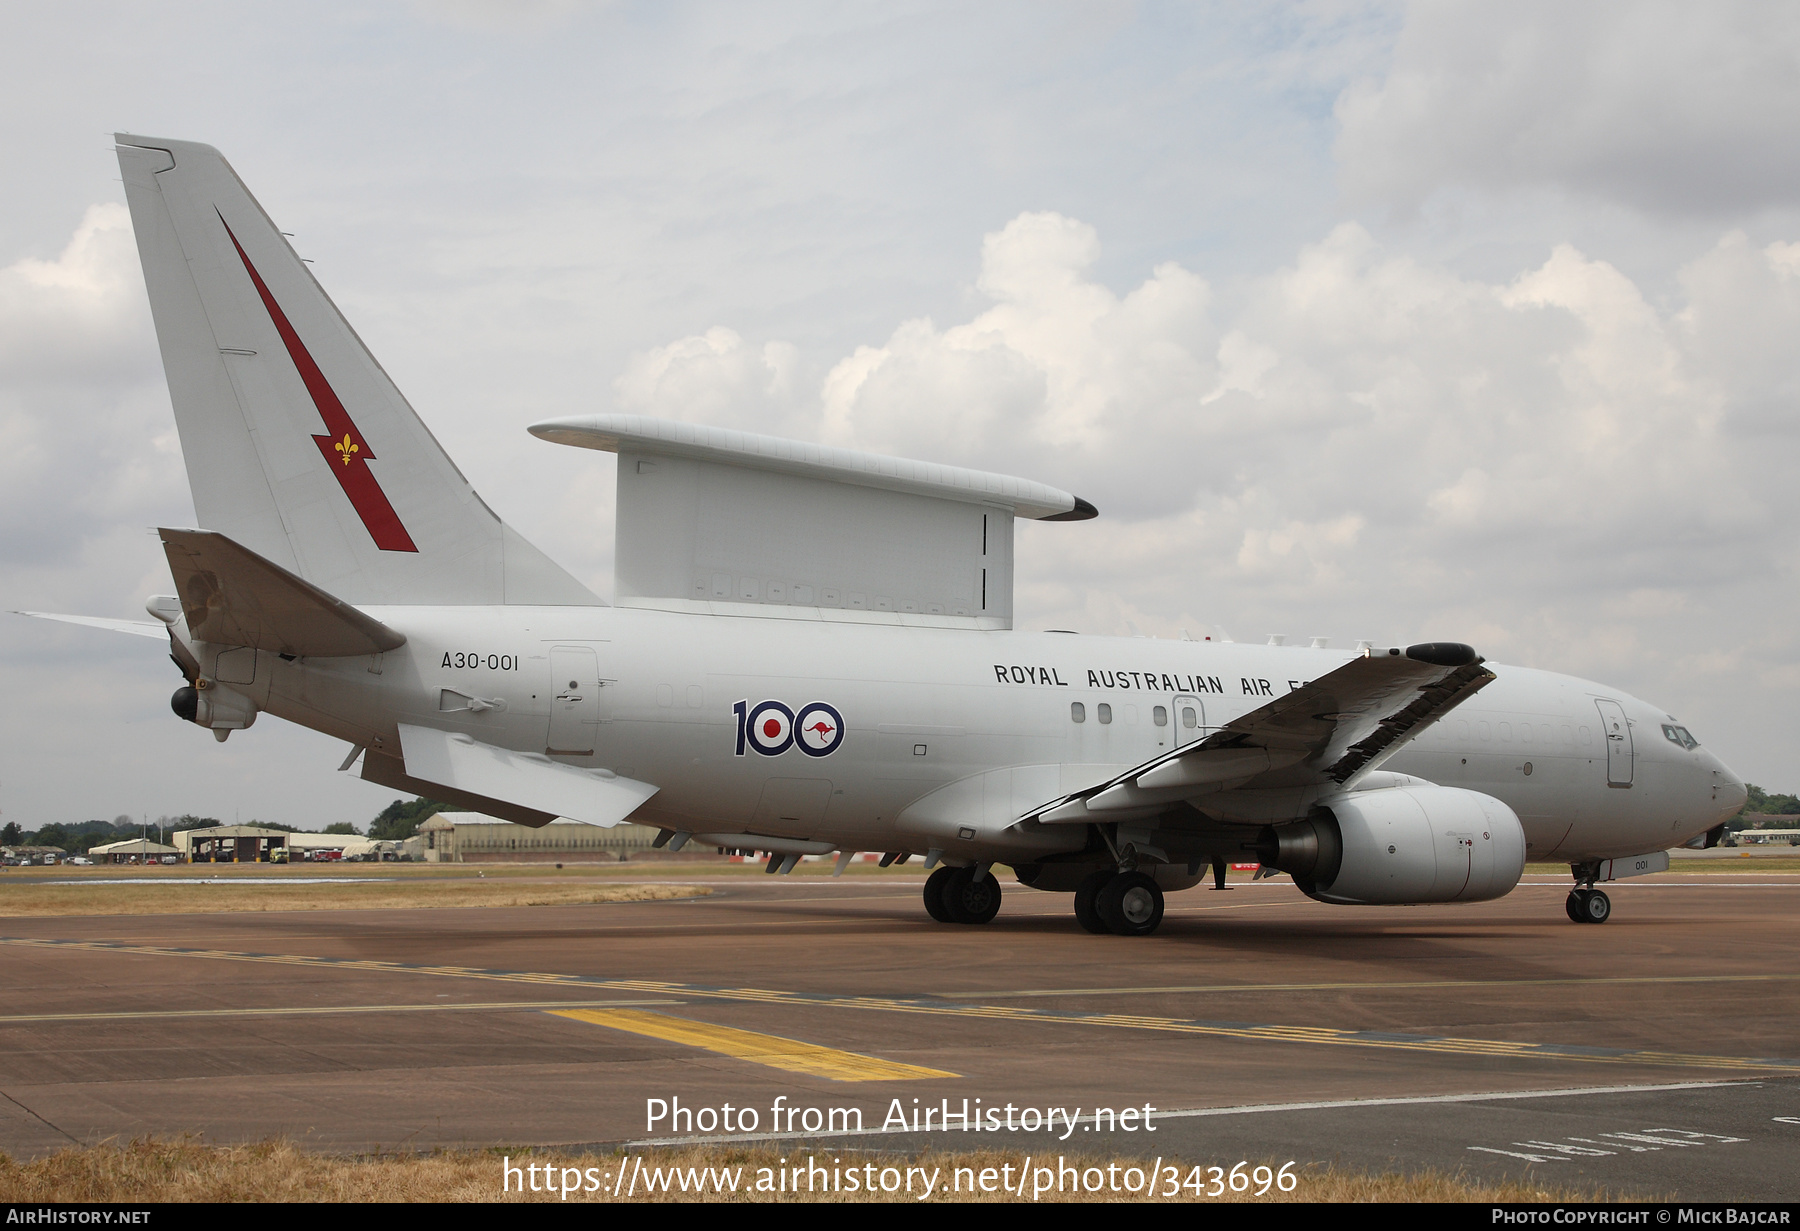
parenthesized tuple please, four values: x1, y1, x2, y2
(1708, 754, 1748, 824)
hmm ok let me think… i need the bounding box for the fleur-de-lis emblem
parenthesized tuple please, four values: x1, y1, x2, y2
(335, 434, 358, 466)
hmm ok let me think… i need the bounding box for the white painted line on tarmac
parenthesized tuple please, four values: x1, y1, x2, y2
(618, 1080, 1756, 1150)
(1520, 880, 1800, 888)
(1141, 1080, 1753, 1120)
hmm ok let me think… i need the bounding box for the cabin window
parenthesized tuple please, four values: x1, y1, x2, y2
(1098, 703, 1113, 724)
(1071, 702, 1086, 723)
(1153, 706, 1168, 727)
(1181, 706, 1197, 729)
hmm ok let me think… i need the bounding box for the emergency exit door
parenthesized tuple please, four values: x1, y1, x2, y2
(547, 645, 600, 756)
(1594, 698, 1634, 787)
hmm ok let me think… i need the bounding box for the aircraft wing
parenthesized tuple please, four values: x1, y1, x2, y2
(1025, 643, 1494, 823)
(393, 724, 659, 829)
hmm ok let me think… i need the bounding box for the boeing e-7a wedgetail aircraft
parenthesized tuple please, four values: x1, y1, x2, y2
(23, 136, 1748, 935)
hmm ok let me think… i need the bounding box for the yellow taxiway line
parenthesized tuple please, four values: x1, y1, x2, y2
(547, 1007, 956, 1082)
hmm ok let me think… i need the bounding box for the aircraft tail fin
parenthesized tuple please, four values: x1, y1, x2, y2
(113, 134, 597, 608)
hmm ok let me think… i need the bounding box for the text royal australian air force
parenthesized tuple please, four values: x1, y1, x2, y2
(992, 663, 1298, 698)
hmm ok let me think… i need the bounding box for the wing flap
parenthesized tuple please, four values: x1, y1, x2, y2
(396, 724, 659, 829)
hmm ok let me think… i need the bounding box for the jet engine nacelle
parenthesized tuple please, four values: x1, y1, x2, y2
(1255, 785, 1525, 905)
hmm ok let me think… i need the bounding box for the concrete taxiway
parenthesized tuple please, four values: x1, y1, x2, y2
(2, 867, 1797, 1200)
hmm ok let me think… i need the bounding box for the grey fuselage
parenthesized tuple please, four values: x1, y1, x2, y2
(198, 604, 1745, 868)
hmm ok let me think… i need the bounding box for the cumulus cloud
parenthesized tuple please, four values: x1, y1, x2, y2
(616, 206, 1798, 732)
(409, 0, 590, 34)
(820, 212, 1216, 482)
(0, 204, 148, 380)
(0, 204, 183, 572)
(615, 325, 802, 433)
(1335, 2, 1800, 215)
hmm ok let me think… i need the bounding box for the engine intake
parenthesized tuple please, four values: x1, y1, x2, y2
(1255, 785, 1525, 905)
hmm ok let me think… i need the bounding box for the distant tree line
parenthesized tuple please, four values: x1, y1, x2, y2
(2, 797, 447, 850)
(2, 815, 222, 853)
(1730, 784, 1800, 829)
(368, 798, 445, 841)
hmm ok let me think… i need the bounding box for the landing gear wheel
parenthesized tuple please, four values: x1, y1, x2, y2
(1096, 871, 1164, 936)
(923, 866, 956, 923)
(944, 866, 1002, 924)
(1578, 888, 1611, 924)
(1565, 890, 1587, 923)
(1073, 870, 1113, 934)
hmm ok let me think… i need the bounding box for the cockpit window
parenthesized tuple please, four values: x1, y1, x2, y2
(1662, 724, 1699, 750)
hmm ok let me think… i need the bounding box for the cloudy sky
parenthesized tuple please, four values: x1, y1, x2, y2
(3, 2, 1798, 831)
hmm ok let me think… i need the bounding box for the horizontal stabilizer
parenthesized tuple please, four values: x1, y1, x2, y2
(14, 612, 167, 639)
(396, 723, 659, 828)
(161, 527, 405, 657)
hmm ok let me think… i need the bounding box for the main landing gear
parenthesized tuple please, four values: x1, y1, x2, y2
(923, 864, 1003, 925)
(1566, 887, 1612, 924)
(1074, 869, 1165, 936)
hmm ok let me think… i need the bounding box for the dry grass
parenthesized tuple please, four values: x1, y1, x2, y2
(0, 1137, 1608, 1203)
(0, 878, 709, 917)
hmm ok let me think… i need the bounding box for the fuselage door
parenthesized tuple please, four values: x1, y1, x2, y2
(1173, 694, 1208, 747)
(1594, 698, 1634, 787)
(548, 644, 600, 756)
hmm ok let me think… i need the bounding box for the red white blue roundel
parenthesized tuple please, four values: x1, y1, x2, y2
(795, 702, 845, 757)
(735, 698, 846, 757)
(746, 700, 796, 755)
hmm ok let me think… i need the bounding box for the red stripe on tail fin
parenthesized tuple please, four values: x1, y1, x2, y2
(219, 216, 418, 553)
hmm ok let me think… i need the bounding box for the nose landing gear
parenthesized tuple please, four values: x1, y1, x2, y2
(1566, 860, 1614, 924)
